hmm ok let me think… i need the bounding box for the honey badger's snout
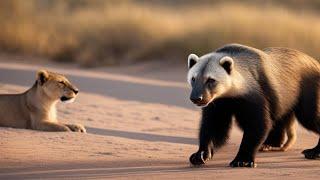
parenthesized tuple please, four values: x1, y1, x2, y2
(190, 95, 203, 103)
(190, 88, 208, 106)
(190, 91, 203, 104)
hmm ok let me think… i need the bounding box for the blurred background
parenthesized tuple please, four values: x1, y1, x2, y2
(0, 0, 319, 67)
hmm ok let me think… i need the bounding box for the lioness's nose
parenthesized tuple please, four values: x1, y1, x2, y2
(73, 89, 79, 94)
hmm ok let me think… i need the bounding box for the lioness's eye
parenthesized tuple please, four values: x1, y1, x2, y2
(59, 81, 65, 85)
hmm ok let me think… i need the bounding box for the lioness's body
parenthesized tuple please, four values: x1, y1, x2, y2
(0, 70, 86, 132)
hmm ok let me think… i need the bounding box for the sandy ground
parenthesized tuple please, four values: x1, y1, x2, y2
(0, 58, 319, 179)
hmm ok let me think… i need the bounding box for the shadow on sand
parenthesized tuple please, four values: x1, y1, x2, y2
(87, 127, 197, 145)
(0, 67, 194, 109)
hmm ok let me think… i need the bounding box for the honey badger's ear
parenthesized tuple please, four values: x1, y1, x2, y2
(37, 70, 49, 85)
(188, 54, 199, 69)
(219, 56, 234, 74)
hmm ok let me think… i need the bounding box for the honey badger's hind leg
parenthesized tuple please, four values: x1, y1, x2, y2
(280, 120, 297, 151)
(259, 122, 286, 152)
(295, 74, 320, 159)
(259, 114, 296, 152)
(302, 139, 320, 159)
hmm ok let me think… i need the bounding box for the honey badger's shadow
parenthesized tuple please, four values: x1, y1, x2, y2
(86, 127, 197, 145)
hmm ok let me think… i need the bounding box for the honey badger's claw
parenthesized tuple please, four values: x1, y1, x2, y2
(189, 152, 205, 165)
(189, 151, 211, 166)
(259, 144, 272, 152)
(230, 160, 257, 168)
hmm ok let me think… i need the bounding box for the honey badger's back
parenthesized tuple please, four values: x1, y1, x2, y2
(216, 44, 319, 120)
(262, 47, 320, 119)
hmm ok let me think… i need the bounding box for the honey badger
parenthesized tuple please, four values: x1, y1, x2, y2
(187, 44, 320, 167)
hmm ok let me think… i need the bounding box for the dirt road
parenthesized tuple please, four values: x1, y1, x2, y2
(0, 61, 319, 179)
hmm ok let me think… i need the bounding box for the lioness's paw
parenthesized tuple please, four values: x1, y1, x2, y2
(66, 124, 86, 133)
(189, 151, 211, 166)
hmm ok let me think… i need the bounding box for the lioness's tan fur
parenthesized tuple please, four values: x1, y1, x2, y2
(0, 70, 86, 132)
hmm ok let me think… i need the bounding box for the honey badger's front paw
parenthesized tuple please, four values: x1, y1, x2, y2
(189, 151, 212, 166)
(66, 124, 86, 133)
(229, 160, 257, 168)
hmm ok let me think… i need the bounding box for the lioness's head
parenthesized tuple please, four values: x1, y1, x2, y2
(36, 70, 79, 103)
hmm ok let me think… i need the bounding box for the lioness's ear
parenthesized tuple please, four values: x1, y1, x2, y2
(37, 70, 49, 85)
(188, 54, 199, 69)
(219, 56, 234, 74)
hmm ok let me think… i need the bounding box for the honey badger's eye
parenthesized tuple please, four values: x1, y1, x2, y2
(206, 78, 216, 85)
(191, 77, 196, 82)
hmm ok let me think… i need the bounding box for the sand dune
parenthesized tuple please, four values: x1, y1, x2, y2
(0, 60, 319, 179)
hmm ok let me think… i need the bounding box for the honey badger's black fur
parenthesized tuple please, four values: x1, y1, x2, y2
(263, 121, 287, 147)
(188, 44, 320, 167)
(261, 113, 296, 151)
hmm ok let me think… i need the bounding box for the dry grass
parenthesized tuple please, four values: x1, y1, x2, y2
(0, 0, 319, 66)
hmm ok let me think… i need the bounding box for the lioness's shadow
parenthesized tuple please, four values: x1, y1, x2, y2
(86, 127, 197, 145)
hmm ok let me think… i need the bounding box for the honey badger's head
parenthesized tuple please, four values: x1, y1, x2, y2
(187, 53, 234, 107)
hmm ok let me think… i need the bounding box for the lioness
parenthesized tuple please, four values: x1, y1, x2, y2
(0, 70, 86, 133)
